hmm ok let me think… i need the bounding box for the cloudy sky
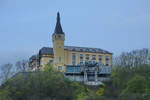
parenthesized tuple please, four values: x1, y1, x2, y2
(0, 0, 150, 64)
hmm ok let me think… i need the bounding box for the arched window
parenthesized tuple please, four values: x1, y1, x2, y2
(59, 57, 61, 63)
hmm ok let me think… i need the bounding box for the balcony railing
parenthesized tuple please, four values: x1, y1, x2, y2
(65, 65, 111, 74)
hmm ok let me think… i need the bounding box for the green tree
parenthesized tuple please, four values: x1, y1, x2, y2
(122, 75, 148, 94)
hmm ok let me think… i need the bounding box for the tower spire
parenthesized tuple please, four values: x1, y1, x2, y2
(54, 12, 64, 34)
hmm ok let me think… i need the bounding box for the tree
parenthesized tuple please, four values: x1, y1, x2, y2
(121, 75, 148, 94)
(0, 63, 13, 82)
(15, 59, 29, 72)
(114, 48, 150, 67)
(0, 62, 92, 100)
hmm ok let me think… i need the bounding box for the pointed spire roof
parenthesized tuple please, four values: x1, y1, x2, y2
(54, 12, 64, 34)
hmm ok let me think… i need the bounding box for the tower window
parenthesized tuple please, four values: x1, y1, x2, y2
(58, 35, 61, 38)
(59, 57, 61, 63)
(72, 53, 76, 65)
(58, 66, 62, 70)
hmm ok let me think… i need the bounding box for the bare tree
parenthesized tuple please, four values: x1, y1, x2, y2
(0, 63, 13, 82)
(15, 59, 29, 72)
(114, 48, 150, 67)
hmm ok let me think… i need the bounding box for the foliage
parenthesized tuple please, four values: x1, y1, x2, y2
(121, 75, 148, 94)
(96, 87, 104, 96)
(0, 63, 91, 100)
(102, 65, 150, 100)
(0, 63, 13, 83)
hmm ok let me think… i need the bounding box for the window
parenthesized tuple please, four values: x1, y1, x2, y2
(58, 35, 61, 38)
(105, 56, 109, 61)
(92, 55, 96, 60)
(66, 66, 74, 72)
(49, 60, 53, 64)
(58, 66, 62, 70)
(59, 57, 61, 63)
(106, 60, 109, 66)
(80, 54, 83, 59)
(80, 59, 83, 65)
(98, 55, 102, 65)
(92, 60, 96, 64)
(80, 54, 83, 65)
(105, 56, 109, 66)
(98, 55, 102, 60)
(66, 66, 80, 73)
(72, 53, 76, 65)
(85, 54, 89, 60)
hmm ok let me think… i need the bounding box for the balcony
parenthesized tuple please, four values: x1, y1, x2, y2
(98, 66, 111, 74)
(65, 66, 81, 73)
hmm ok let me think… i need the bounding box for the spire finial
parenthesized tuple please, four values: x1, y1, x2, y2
(57, 12, 60, 21)
(54, 12, 64, 34)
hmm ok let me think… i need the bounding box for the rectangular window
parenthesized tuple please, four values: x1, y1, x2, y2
(80, 59, 83, 65)
(105, 56, 109, 66)
(72, 53, 76, 65)
(85, 54, 89, 60)
(58, 66, 62, 70)
(106, 60, 109, 66)
(80, 54, 83, 64)
(105, 56, 109, 61)
(98, 55, 102, 60)
(98, 55, 102, 65)
(80, 54, 83, 59)
(92, 55, 96, 60)
(49, 60, 53, 64)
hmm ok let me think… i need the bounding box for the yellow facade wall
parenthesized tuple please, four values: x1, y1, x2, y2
(40, 55, 54, 66)
(64, 50, 112, 66)
(40, 50, 112, 69)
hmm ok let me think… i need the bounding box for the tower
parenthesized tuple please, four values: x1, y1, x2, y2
(52, 12, 65, 71)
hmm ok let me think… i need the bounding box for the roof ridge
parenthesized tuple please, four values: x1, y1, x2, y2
(65, 45, 104, 50)
(64, 45, 112, 54)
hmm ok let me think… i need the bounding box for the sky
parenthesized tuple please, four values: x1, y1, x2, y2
(0, 0, 150, 64)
